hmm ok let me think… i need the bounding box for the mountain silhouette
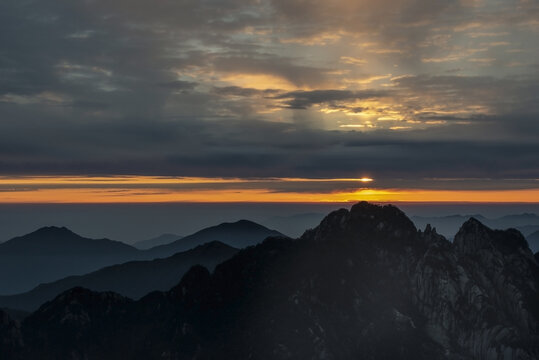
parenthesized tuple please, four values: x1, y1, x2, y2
(133, 233, 182, 249)
(1, 202, 537, 359)
(0, 241, 237, 312)
(144, 219, 282, 258)
(0, 226, 140, 295)
(0, 221, 279, 295)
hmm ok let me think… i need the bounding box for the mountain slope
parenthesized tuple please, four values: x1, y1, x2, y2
(145, 219, 282, 258)
(0, 241, 237, 312)
(133, 233, 182, 250)
(0, 227, 141, 295)
(2, 202, 538, 359)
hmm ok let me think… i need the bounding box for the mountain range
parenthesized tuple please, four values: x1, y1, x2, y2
(0, 241, 237, 312)
(1, 202, 537, 359)
(0, 220, 281, 295)
(0, 227, 140, 295)
(143, 219, 283, 259)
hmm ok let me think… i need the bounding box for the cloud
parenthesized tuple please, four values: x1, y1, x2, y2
(0, 0, 537, 191)
(273, 89, 389, 109)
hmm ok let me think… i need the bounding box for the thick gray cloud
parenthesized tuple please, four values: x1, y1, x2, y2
(0, 0, 537, 190)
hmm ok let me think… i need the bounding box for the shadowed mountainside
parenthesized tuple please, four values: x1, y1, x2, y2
(1, 202, 538, 359)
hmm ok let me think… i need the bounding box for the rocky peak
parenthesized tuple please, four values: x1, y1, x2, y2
(301, 202, 418, 246)
(423, 224, 435, 234)
(301, 208, 350, 242)
(453, 217, 494, 255)
(420, 223, 449, 248)
(454, 217, 531, 256)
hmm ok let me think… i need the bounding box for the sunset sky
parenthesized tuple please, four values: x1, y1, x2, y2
(1, 0, 538, 203)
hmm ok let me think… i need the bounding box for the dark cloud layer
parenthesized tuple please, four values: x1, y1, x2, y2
(0, 0, 537, 189)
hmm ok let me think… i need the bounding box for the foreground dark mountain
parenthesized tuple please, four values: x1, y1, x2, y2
(145, 219, 282, 259)
(0, 241, 237, 312)
(0, 227, 140, 294)
(1, 202, 538, 359)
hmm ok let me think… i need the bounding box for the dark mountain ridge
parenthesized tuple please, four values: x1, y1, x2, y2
(0, 226, 136, 256)
(1, 202, 538, 359)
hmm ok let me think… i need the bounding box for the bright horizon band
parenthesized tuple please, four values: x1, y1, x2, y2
(0, 176, 537, 203)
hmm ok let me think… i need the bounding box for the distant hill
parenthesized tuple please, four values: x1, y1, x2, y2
(0, 227, 141, 295)
(412, 213, 539, 239)
(133, 233, 182, 250)
(145, 220, 282, 259)
(0, 221, 280, 295)
(0, 241, 237, 312)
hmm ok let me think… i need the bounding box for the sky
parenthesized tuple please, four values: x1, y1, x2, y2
(0, 0, 538, 204)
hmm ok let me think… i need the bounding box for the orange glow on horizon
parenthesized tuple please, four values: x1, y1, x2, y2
(0, 175, 536, 203)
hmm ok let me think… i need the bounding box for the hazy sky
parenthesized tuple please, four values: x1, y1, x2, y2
(0, 0, 538, 202)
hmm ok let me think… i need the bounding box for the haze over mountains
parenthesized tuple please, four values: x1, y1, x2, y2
(144, 220, 282, 259)
(133, 234, 183, 250)
(0, 220, 281, 295)
(1, 202, 537, 359)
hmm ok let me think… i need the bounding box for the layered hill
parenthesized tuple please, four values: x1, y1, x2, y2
(0, 220, 279, 295)
(1, 202, 538, 359)
(0, 241, 237, 312)
(0, 227, 140, 295)
(145, 219, 282, 258)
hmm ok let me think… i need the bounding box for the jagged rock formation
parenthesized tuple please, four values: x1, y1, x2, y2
(1, 202, 537, 359)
